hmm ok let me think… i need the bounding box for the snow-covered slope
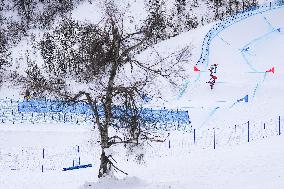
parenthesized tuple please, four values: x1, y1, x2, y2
(153, 5, 284, 129)
(89, 134, 284, 189)
(1, 2, 284, 189)
(1, 123, 284, 189)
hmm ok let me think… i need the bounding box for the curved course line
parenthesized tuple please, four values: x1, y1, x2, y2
(262, 15, 275, 30)
(177, 80, 190, 99)
(216, 34, 231, 46)
(189, 3, 284, 126)
(197, 2, 284, 67)
(178, 3, 284, 99)
(200, 106, 220, 127)
(242, 28, 282, 51)
(240, 28, 282, 72)
(241, 51, 257, 72)
(252, 72, 267, 99)
(177, 71, 201, 99)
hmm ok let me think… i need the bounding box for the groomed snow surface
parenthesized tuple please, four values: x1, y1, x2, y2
(1, 3, 284, 189)
(1, 124, 284, 189)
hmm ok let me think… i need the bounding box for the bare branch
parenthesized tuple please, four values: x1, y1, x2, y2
(131, 59, 170, 77)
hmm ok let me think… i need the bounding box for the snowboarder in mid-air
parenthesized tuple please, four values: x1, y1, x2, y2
(207, 67, 217, 90)
(210, 64, 218, 73)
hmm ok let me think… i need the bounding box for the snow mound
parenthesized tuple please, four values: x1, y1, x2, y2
(81, 176, 147, 189)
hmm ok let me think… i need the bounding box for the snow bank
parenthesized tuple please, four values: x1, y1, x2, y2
(81, 176, 147, 189)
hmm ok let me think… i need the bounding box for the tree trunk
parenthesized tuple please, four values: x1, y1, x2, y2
(98, 149, 110, 178)
(98, 117, 110, 177)
(98, 62, 119, 177)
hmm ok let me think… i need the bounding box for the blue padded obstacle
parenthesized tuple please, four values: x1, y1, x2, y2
(62, 164, 92, 171)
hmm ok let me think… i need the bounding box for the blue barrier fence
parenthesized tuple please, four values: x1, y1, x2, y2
(0, 98, 190, 128)
(18, 99, 97, 115)
(17, 99, 190, 124)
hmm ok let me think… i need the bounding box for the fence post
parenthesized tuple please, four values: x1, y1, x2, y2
(248, 121, 250, 142)
(168, 140, 171, 149)
(193, 129, 196, 144)
(42, 148, 45, 172)
(279, 116, 281, 135)
(78, 145, 80, 165)
(264, 123, 266, 130)
(213, 129, 216, 149)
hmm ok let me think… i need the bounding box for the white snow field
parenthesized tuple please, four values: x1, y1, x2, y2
(1, 2, 284, 189)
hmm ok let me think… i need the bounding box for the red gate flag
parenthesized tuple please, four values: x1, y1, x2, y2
(194, 66, 200, 72)
(265, 67, 274, 74)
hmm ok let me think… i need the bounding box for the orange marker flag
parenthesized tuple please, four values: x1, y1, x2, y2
(194, 66, 200, 72)
(265, 67, 275, 74)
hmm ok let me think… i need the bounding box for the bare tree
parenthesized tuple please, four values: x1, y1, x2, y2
(24, 2, 190, 178)
(0, 13, 12, 85)
(144, 0, 170, 44)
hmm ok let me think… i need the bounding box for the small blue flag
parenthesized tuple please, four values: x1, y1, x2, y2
(237, 95, 248, 103)
(244, 95, 248, 103)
